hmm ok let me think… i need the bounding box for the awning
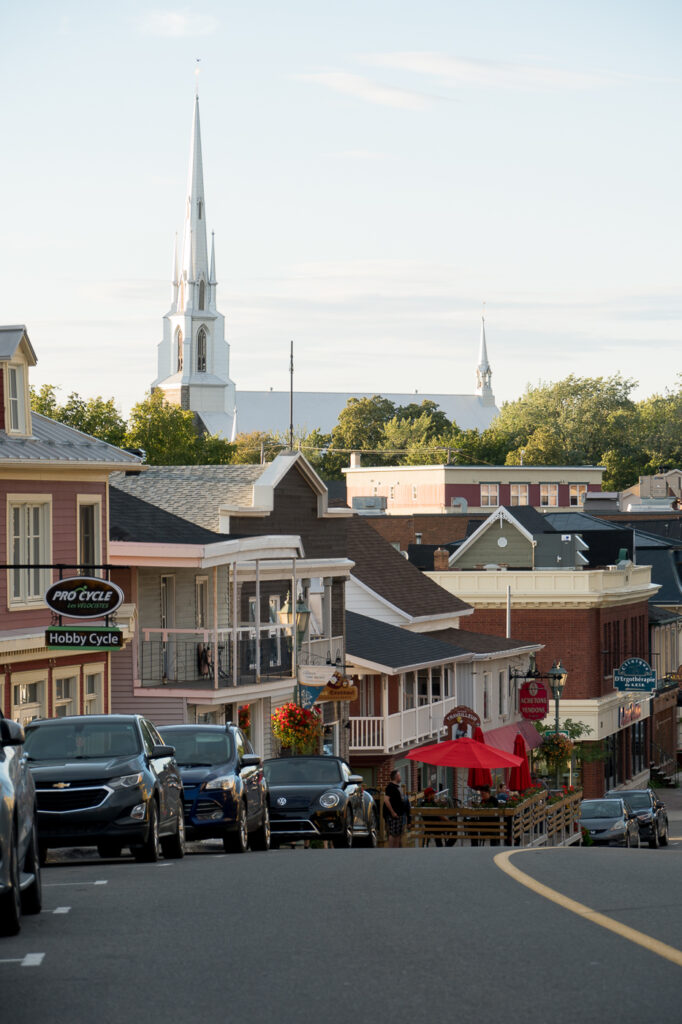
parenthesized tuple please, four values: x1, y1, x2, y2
(483, 720, 543, 753)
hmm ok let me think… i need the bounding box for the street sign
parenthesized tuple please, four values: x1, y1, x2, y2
(613, 657, 656, 693)
(45, 627, 123, 652)
(519, 679, 550, 720)
(44, 576, 124, 620)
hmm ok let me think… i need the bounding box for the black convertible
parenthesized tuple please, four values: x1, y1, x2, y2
(263, 756, 378, 848)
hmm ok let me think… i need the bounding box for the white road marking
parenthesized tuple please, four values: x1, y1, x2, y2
(22, 954, 45, 967)
(155, 862, 172, 867)
(53, 906, 71, 914)
(44, 880, 108, 887)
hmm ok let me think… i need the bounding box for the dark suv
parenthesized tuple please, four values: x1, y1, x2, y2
(606, 788, 669, 848)
(0, 715, 41, 934)
(24, 715, 185, 862)
(161, 724, 270, 853)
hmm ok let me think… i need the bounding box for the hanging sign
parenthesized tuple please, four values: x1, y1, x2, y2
(613, 657, 656, 693)
(45, 576, 124, 620)
(297, 665, 358, 703)
(618, 701, 643, 728)
(444, 705, 481, 739)
(46, 626, 123, 651)
(519, 679, 550, 721)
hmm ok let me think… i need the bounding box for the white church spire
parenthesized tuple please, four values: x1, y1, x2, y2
(179, 94, 209, 308)
(476, 313, 495, 407)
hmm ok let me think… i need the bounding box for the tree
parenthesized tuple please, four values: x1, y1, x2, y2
(323, 396, 397, 478)
(30, 384, 127, 448)
(230, 431, 282, 465)
(125, 391, 232, 465)
(636, 377, 682, 476)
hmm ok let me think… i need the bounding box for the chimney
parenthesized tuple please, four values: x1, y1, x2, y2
(349, 451, 361, 469)
(433, 548, 450, 571)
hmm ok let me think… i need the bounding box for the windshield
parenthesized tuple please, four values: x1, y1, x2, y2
(580, 800, 623, 819)
(24, 721, 142, 760)
(613, 792, 650, 811)
(264, 758, 343, 786)
(163, 729, 233, 767)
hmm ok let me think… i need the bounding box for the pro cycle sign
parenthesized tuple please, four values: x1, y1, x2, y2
(44, 576, 124, 620)
(45, 627, 123, 651)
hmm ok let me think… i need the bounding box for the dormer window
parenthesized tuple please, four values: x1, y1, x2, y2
(7, 365, 27, 434)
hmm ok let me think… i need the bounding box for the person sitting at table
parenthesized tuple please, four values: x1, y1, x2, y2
(471, 785, 499, 847)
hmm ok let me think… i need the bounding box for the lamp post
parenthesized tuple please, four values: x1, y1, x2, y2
(278, 591, 311, 702)
(547, 661, 568, 788)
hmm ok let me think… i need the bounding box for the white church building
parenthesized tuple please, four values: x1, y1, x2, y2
(153, 94, 499, 440)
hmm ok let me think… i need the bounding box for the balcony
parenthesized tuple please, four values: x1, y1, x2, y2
(350, 695, 460, 753)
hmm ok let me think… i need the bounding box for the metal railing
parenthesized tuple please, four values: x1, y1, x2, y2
(139, 629, 294, 688)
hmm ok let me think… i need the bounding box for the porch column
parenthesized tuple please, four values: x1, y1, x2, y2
(232, 564, 239, 687)
(291, 557, 297, 680)
(255, 560, 261, 684)
(323, 577, 333, 639)
(212, 566, 219, 690)
(428, 667, 433, 736)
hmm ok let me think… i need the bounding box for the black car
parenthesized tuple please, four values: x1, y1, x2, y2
(605, 788, 669, 848)
(0, 715, 41, 935)
(24, 714, 185, 862)
(579, 798, 640, 848)
(263, 756, 378, 848)
(161, 724, 270, 853)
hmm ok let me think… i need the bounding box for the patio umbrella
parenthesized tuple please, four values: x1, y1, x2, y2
(468, 727, 493, 790)
(508, 733, 532, 792)
(406, 736, 523, 771)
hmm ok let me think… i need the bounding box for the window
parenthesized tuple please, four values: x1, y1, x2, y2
(412, 485, 418, 501)
(403, 673, 415, 710)
(84, 671, 103, 715)
(498, 670, 506, 717)
(570, 484, 587, 506)
(198, 280, 206, 310)
(7, 365, 27, 433)
(8, 499, 50, 605)
(176, 329, 183, 372)
(268, 596, 281, 667)
(12, 680, 45, 725)
(195, 576, 208, 629)
(431, 667, 442, 702)
(54, 675, 77, 717)
(480, 483, 499, 507)
(483, 672, 491, 720)
(389, 486, 395, 500)
(510, 484, 529, 506)
(197, 327, 207, 372)
(417, 670, 429, 707)
(540, 483, 559, 507)
(78, 499, 101, 573)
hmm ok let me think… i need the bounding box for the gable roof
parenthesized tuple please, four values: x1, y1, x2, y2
(0, 413, 141, 467)
(0, 325, 37, 364)
(346, 612, 468, 672)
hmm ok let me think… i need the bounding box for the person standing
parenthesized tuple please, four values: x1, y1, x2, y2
(383, 769, 405, 848)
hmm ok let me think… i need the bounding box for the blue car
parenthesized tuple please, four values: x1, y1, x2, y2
(161, 724, 270, 853)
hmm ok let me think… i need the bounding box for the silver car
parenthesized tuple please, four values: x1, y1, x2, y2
(0, 714, 42, 935)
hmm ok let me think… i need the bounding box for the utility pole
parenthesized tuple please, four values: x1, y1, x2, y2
(289, 340, 294, 452)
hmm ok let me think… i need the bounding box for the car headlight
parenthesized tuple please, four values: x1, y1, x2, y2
(609, 820, 626, 832)
(319, 792, 340, 809)
(204, 776, 234, 791)
(110, 772, 144, 789)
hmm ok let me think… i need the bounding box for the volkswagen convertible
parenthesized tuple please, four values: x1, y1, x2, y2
(263, 755, 377, 848)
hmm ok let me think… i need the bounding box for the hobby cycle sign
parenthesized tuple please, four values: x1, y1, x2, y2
(44, 576, 124, 620)
(45, 627, 123, 652)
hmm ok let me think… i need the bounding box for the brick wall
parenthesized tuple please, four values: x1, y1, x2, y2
(365, 514, 480, 549)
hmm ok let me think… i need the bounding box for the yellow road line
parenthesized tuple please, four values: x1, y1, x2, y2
(494, 849, 682, 969)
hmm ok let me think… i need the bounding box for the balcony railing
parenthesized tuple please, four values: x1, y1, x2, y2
(350, 695, 459, 753)
(139, 627, 295, 688)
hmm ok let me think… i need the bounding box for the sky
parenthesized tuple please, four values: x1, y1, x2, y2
(1, 1, 680, 420)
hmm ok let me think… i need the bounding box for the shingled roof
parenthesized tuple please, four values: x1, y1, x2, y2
(109, 486, 234, 545)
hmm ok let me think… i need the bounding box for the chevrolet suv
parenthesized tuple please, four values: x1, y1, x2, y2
(24, 714, 185, 862)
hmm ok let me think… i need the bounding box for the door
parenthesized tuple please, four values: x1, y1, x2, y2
(141, 719, 174, 829)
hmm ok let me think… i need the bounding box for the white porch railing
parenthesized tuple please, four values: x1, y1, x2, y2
(350, 695, 459, 753)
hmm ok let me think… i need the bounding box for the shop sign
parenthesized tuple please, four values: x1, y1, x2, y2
(444, 705, 480, 739)
(519, 679, 549, 721)
(613, 657, 656, 693)
(45, 576, 124, 620)
(45, 626, 123, 652)
(618, 701, 643, 728)
(297, 665, 358, 703)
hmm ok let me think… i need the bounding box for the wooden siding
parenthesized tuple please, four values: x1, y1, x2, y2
(110, 642, 187, 724)
(453, 520, 533, 569)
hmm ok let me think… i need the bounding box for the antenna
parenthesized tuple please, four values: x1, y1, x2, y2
(195, 57, 201, 96)
(289, 340, 294, 451)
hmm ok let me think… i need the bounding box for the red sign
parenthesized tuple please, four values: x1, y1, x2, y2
(519, 679, 549, 721)
(444, 705, 481, 739)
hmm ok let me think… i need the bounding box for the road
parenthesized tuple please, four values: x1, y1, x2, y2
(2, 842, 681, 1024)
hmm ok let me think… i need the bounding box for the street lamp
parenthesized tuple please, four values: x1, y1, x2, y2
(278, 591, 311, 702)
(547, 661, 568, 787)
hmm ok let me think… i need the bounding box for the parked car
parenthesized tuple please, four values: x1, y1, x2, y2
(0, 714, 42, 935)
(23, 714, 185, 862)
(579, 797, 640, 848)
(605, 788, 669, 848)
(161, 724, 270, 853)
(263, 755, 378, 848)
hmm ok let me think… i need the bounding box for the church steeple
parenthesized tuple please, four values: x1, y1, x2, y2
(476, 314, 495, 407)
(179, 94, 209, 311)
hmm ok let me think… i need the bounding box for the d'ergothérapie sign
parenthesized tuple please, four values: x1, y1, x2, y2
(44, 576, 124, 620)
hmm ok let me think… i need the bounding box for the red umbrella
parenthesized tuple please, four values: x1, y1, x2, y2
(508, 733, 532, 792)
(406, 735, 523, 770)
(468, 726, 492, 790)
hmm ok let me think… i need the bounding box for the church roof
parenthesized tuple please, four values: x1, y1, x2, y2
(235, 390, 499, 436)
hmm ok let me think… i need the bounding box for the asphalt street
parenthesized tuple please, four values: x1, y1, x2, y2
(2, 838, 681, 1024)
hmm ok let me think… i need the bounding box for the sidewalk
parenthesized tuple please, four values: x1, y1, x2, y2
(658, 778, 682, 825)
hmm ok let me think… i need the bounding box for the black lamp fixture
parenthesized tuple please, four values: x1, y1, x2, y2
(278, 591, 311, 651)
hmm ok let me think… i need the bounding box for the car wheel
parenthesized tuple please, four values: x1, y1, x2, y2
(0, 824, 22, 936)
(160, 806, 186, 860)
(332, 810, 353, 849)
(648, 825, 660, 850)
(660, 821, 669, 847)
(133, 801, 161, 862)
(97, 841, 123, 859)
(249, 803, 271, 852)
(224, 802, 248, 854)
(21, 818, 43, 916)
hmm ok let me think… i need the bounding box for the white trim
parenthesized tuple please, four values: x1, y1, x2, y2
(5, 493, 53, 609)
(76, 494, 103, 571)
(449, 506, 537, 566)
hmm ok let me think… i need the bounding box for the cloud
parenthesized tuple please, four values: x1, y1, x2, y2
(295, 72, 430, 110)
(363, 51, 611, 91)
(326, 149, 386, 161)
(137, 9, 218, 38)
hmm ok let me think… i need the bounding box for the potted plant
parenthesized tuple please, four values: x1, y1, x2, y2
(271, 702, 322, 755)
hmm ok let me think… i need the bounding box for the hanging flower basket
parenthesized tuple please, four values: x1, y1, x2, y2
(542, 732, 573, 768)
(271, 702, 322, 755)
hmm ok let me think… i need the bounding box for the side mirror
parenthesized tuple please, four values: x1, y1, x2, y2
(0, 718, 25, 747)
(241, 753, 261, 770)
(348, 774, 363, 784)
(151, 743, 175, 759)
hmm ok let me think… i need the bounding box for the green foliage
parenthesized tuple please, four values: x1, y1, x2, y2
(30, 384, 127, 448)
(124, 391, 233, 465)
